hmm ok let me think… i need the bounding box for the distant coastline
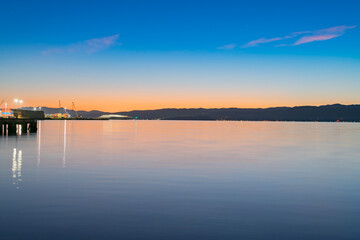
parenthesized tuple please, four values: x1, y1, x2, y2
(21, 104, 360, 122)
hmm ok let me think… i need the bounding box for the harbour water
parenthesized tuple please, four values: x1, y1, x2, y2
(1, 120, 360, 239)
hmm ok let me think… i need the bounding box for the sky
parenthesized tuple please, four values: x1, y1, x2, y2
(1, 0, 360, 111)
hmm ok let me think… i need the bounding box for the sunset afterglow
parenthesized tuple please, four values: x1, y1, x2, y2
(1, 1, 359, 111)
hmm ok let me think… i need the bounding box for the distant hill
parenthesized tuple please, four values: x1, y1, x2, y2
(115, 104, 360, 122)
(22, 104, 360, 122)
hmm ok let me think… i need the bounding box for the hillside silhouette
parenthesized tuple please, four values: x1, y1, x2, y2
(26, 104, 360, 122)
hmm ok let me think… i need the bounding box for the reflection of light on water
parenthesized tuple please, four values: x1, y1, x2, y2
(12, 149, 17, 178)
(16, 124, 22, 136)
(37, 121, 42, 167)
(63, 120, 67, 168)
(12, 148, 22, 189)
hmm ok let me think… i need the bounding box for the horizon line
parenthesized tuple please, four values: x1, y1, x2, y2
(16, 103, 360, 113)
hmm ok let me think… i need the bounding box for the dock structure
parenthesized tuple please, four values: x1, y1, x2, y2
(1, 119, 38, 136)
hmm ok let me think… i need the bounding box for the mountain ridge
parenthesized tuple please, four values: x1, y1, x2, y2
(21, 104, 360, 121)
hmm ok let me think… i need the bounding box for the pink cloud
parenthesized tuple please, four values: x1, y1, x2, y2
(239, 25, 356, 48)
(242, 37, 284, 48)
(42, 34, 121, 55)
(293, 25, 356, 46)
(294, 34, 339, 45)
(314, 25, 356, 34)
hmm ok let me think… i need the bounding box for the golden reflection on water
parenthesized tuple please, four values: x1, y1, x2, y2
(37, 121, 41, 168)
(63, 120, 67, 168)
(12, 148, 22, 189)
(1, 120, 360, 240)
(30, 120, 359, 169)
(35, 120, 68, 169)
(6, 120, 360, 188)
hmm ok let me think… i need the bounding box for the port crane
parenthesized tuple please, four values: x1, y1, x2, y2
(0, 99, 4, 108)
(57, 100, 62, 118)
(72, 102, 79, 118)
(59, 100, 62, 113)
(58, 100, 68, 115)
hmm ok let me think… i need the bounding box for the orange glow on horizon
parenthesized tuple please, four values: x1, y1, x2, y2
(3, 94, 358, 112)
(3, 83, 359, 112)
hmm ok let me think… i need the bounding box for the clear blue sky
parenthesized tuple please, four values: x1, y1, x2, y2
(1, 0, 359, 111)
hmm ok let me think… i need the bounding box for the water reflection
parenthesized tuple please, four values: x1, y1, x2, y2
(37, 121, 41, 167)
(63, 120, 67, 168)
(11, 148, 22, 189)
(1, 120, 360, 240)
(31, 120, 70, 169)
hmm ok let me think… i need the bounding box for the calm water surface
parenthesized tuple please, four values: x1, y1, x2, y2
(1, 120, 360, 240)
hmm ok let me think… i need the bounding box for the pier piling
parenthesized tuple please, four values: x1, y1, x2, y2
(0, 119, 38, 135)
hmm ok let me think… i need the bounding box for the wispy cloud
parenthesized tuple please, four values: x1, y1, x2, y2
(217, 43, 237, 50)
(293, 34, 339, 46)
(242, 37, 287, 48)
(233, 25, 356, 49)
(42, 34, 121, 55)
(293, 25, 356, 46)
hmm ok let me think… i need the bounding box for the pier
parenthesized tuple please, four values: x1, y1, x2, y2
(1, 119, 38, 135)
